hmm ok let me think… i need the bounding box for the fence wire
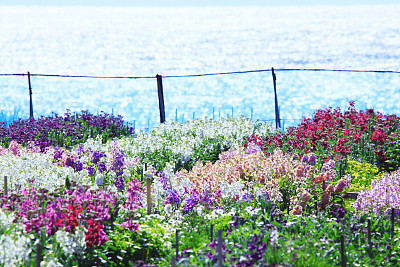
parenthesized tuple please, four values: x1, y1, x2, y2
(0, 68, 399, 79)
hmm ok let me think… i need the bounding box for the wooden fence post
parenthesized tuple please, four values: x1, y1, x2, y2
(367, 219, 371, 244)
(146, 173, 152, 215)
(218, 230, 223, 267)
(175, 229, 180, 259)
(210, 224, 214, 242)
(3, 176, 7, 196)
(367, 219, 371, 256)
(271, 68, 281, 129)
(170, 256, 176, 267)
(341, 235, 346, 267)
(156, 74, 166, 124)
(28, 72, 34, 119)
(391, 208, 395, 239)
(35, 243, 43, 267)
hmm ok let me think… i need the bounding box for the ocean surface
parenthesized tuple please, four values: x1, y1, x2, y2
(1, 5, 400, 130)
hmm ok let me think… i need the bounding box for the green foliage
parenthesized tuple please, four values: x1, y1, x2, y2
(103, 225, 169, 266)
(209, 215, 233, 232)
(179, 200, 400, 266)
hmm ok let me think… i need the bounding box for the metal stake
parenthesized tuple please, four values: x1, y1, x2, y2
(28, 72, 34, 119)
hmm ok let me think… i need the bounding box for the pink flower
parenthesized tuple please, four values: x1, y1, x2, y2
(292, 205, 303, 215)
(9, 140, 21, 156)
(121, 220, 139, 232)
(295, 165, 305, 178)
(27, 141, 41, 153)
(320, 184, 333, 209)
(300, 191, 311, 207)
(0, 145, 7, 155)
(314, 172, 330, 184)
(334, 178, 347, 193)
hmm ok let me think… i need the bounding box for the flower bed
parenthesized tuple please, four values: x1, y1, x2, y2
(0, 110, 134, 150)
(0, 107, 399, 266)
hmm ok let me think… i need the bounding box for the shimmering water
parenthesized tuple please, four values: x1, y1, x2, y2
(1, 5, 400, 129)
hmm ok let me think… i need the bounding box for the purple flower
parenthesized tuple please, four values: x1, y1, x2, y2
(183, 194, 199, 213)
(301, 153, 316, 166)
(53, 147, 64, 162)
(98, 162, 107, 173)
(246, 143, 262, 154)
(308, 154, 317, 166)
(74, 161, 83, 172)
(242, 193, 253, 202)
(158, 172, 170, 190)
(321, 159, 337, 180)
(77, 144, 86, 156)
(87, 166, 95, 176)
(198, 192, 214, 209)
(166, 190, 181, 205)
(114, 176, 125, 191)
(292, 252, 297, 262)
(91, 151, 106, 164)
(338, 208, 345, 219)
(2, 110, 134, 151)
(65, 157, 74, 168)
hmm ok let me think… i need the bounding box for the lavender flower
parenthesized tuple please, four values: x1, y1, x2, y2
(158, 171, 170, 190)
(242, 193, 253, 202)
(166, 190, 181, 205)
(74, 161, 83, 172)
(198, 192, 214, 210)
(183, 194, 198, 213)
(98, 162, 107, 173)
(87, 166, 95, 177)
(91, 151, 106, 164)
(354, 170, 400, 218)
(301, 153, 316, 166)
(321, 159, 337, 180)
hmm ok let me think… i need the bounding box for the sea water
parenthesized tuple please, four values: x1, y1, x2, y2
(0, 5, 399, 130)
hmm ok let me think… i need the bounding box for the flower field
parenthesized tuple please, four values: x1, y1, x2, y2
(0, 103, 399, 266)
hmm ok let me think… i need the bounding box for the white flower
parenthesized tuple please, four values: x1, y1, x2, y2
(196, 205, 204, 216)
(0, 210, 15, 229)
(40, 256, 63, 267)
(239, 256, 249, 262)
(164, 204, 173, 216)
(54, 227, 86, 257)
(0, 230, 32, 266)
(95, 174, 105, 185)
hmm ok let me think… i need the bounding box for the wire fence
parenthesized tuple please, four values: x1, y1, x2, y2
(1, 68, 399, 131)
(1, 68, 400, 78)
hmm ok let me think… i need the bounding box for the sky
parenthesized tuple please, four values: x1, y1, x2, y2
(1, 0, 399, 6)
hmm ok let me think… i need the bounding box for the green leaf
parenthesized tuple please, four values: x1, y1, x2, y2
(360, 214, 368, 223)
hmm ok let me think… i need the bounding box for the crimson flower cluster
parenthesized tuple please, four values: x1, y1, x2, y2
(246, 102, 400, 171)
(0, 185, 130, 248)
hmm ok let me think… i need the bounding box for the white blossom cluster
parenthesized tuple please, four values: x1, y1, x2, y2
(40, 254, 63, 267)
(38, 227, 87, 267)
(0, 148, 92, 193)
(0, 210, 33, 266)
(0, 209, 15, 229)
(110, 117, 272, 166)
(204, 207, 236, 221)
(54, 227, 87, 257)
